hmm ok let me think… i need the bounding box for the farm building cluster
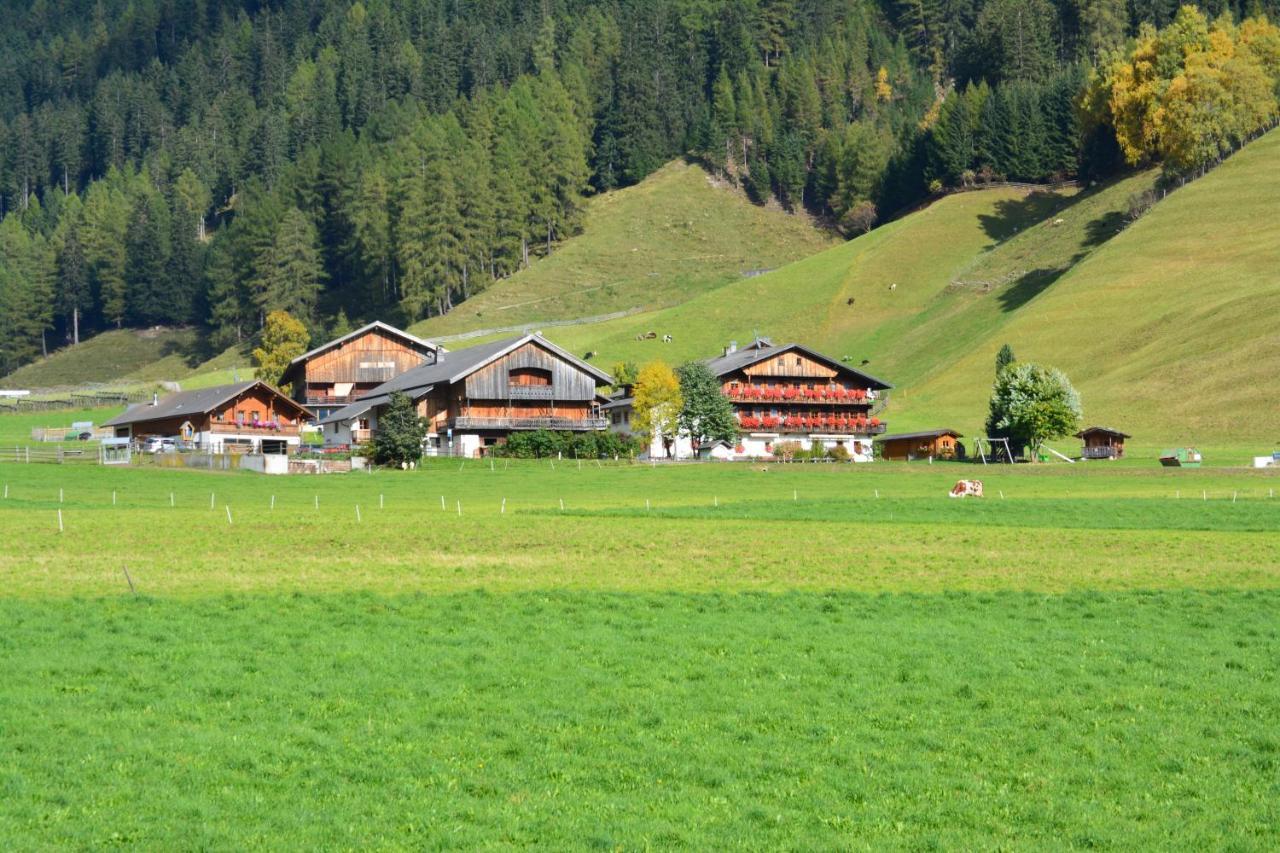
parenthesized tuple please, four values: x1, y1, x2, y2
(85, 322, 1137, 467)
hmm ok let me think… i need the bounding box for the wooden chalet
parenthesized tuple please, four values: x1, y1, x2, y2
(707, 338, 892, 462)
(317, 333, 612, 457)
(877, 429, 964, 461)
(102, 381, 312, 454)
(1076, 426, 1130, 459)
(280, 321, 441, 418)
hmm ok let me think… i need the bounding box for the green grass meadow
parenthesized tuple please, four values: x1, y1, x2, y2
(1, 458, 1278, 847)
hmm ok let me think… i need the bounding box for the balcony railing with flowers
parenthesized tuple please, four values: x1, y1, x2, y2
(725, 384, 877, 404)
(737, 413, 884, 434)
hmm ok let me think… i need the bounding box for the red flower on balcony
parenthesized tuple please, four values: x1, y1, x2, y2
(783, 387, 797, 400)
(761, 416, 779, 429)
(870, 417, 881, 427)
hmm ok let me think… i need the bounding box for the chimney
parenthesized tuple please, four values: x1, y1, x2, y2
(151, 392, 159, 407)
(725, 340, 738, 357)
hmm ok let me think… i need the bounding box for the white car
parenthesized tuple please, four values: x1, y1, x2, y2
(141, 436, 177, 454)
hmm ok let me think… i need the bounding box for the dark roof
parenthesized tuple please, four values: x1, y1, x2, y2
(1076, 426, 1130, 439)
(600, 395, 633, 411)
(103, 381, 311, 427)
(317, 334, 612, 424)
(705, 340, 892, 390)
(876, 429, 963, 442)
(280, 321, 440, 383)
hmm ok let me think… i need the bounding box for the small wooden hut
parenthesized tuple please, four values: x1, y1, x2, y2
(1076, 426, 1129, 459)
(877, 429, 964, 461)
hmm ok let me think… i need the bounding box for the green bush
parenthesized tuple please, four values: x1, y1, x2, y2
(492, 430, 643, 459)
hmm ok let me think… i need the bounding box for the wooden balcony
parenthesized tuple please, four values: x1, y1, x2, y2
(739, 419, 886, 435)
(214, 422, 302, 437)
(1082, 446, 1122, 459)
(303, 394, 355, 406)
(453, 415, 608, 431)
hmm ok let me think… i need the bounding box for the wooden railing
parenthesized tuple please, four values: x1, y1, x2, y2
(740, 421, 887, 435)
(303, 394, 355, 406)
(216, 422, 302, 436)
(1082, 446, 1121, 459)
(453, 416, 608, 431)
(507, 385, 556, 399)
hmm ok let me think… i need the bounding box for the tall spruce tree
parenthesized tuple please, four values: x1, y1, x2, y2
(254, 207, 325, 327)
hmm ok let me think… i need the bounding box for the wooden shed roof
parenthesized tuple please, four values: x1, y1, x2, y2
(1075, 426, 1130, 439)
(876, 428, 963, 442)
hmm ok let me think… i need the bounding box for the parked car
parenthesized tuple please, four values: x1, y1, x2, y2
(141, 436, 178, 454)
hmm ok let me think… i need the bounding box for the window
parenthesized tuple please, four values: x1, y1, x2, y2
(509, 367, 552, 386)
(794, 356, 802, 366)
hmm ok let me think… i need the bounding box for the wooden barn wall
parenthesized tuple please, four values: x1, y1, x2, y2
(735, 351, 883, 388)
(306, 328, 432, 384)
(743, 352, 838, 380)
(213, 387, 306, 425)
(463, 342, 598, 400)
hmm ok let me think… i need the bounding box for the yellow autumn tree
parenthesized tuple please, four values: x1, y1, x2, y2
(252, 310, 310, 387)
(632, 361, 683, 458)
(874, 67, 893, 102)
(1088, 6, 1280, 176)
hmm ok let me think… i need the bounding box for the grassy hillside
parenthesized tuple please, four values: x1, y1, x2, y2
(542, 131, 1279, 454)
(409, 161, 836, 340)
(1, 328, 253, 391)
(907, 129, 1280, 447)
(541, 185, 1079, 374)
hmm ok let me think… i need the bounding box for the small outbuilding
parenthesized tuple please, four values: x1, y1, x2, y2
(1076, 426, 1129, 460)
(877, 429, 964, 461)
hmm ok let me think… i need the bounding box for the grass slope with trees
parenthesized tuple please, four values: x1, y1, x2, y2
(408, 160, 835, 339)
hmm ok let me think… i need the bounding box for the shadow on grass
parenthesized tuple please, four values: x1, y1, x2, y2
(978, 191, 1074, 242)
(996, 254, 1084, 312)
(159, 333, 213, 370)
(1084, 211, 1126, 248)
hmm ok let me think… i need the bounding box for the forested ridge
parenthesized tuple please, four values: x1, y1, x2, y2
(1, 0, 1278, 378)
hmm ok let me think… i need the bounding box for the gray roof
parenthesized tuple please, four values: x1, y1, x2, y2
(876, 429, 963, 442)
(601, 395, 633, 411)
(103, 381, 310, 427)
(317, 334, 612, 425)
(705, 340, 893, 390)
(1076, 426, 1130, 438)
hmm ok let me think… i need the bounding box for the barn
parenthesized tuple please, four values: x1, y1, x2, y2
(317, 333, 611, 457)
(280, 321, 441, 419)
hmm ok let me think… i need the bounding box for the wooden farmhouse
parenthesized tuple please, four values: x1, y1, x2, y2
(102, 381, 312, 454)
(317, 333, 612, 457)
(280, 321, 441, 419)
(709, 338, 892, 462)
(877, 429, 965, 461)
(606, 338, 893, 461)
(1076, 426, 1129, 459)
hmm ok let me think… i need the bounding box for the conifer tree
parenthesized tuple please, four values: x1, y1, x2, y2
(255, 207, 325, 327)
(124, 190, 173, 325)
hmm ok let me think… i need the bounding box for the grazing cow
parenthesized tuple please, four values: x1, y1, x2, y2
(949, 479, 984, 498)
(662, 334, 672, 343)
